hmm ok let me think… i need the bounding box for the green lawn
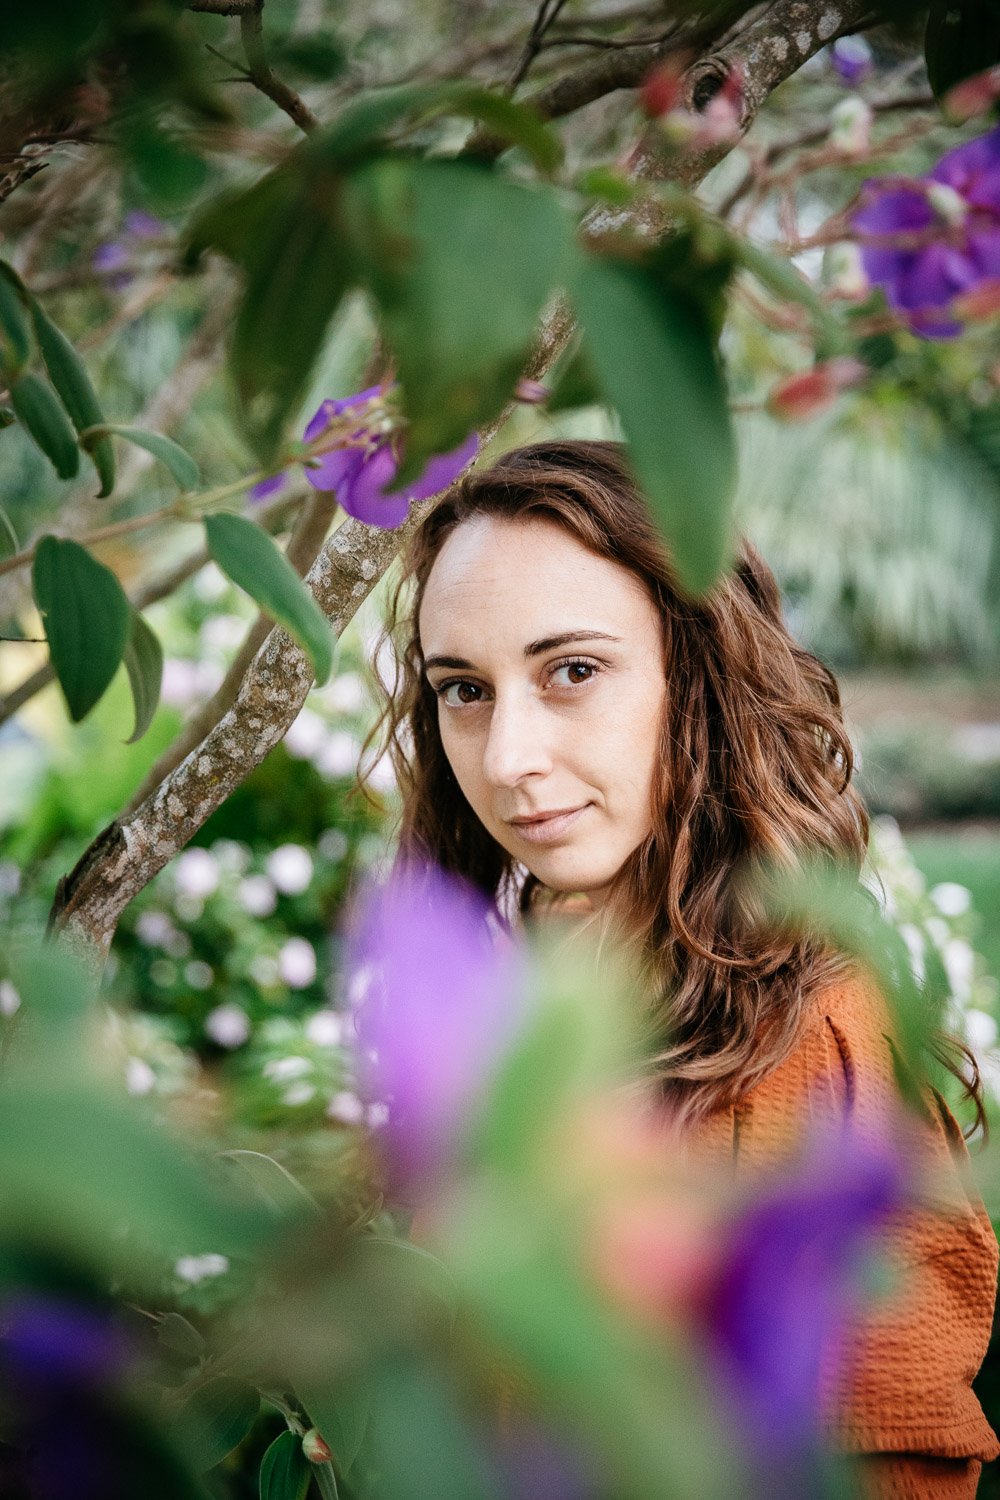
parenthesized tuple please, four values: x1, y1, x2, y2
(907, 828, 1000, 983)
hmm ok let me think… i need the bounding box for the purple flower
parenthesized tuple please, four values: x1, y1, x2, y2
(852, 124, 1000, 338)
(830, 36, 873, 85)
(348, 863, 527, 1188)
(250, 387, 477, 529)
(122, 210, 166, 240)
(0, 1294, 131, 1390)
(705, 1125, 905, 1463)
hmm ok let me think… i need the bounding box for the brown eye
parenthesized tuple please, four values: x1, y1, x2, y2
(551, 660, 598, 688)
(440, 680, 484, 707)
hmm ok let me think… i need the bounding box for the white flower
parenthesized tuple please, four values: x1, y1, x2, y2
(327, 672, 365, 713)
(204, 1003, 250, 1048)
(317, 829, 349, 863)
(266, 844, 313, 895)
(0, 979, 21, 1017)
(249, 954, 280, 988)
(327, 1091, 365, 1125)
(263, 1055, 312, 1082)
(930, 882, 972, 919)
(184, 960, 214, 991)
(943, 939, 975, 1005)
(136, 910, 175, 948)
(0, 862, 22, 898)
(175, 1252, 230, 1285)
(366, 1102, 390, 1129)
(305, 1010, 344, 1048)
(278, 937, 317, 989)
(925, 917, 950, 951)
(965, 1008, 999, 1053)
(346, 961, 375, 1009)
(212, 840, 252, 875)
(899, 923, 926, 985)
(125, 1056, 156, 1096)
(237, 874, 277, 917)
(282, 1082, 317, 1107)
(285, 707, 328, 760)
(315, 731, 361, 780)
(830, 96, 872, 156)
(200, 614, 247, 652)
(174, 847, 220, 899)
(192, 563, 229, 602)
(161, 658, 201, 708)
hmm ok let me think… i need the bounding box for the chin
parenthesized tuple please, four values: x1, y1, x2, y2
(524, 849, 624, 896)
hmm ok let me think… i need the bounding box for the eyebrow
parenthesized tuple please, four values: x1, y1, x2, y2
(423, 630, 623, 673)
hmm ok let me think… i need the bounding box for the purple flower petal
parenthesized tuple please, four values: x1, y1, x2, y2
(306, 445, 364, 494)
(968, 226, 1000, 278)
(929, 124, 1000, 191)
(123, 210, 166, 240)
(350, 863, 527, 1187)
(852, 183, 933, 237)
(340, 442, 410, 528)
(92, 242, 130, 274)
(0, 1295, 131, 1389)
(248, 473, 287, 502)
(395, 432, 479, 503)
(706, 1126, 905, 1458)
(892, 242, 978, 311)
(830, 36, 872, 85)
(304, 386, 384, 444)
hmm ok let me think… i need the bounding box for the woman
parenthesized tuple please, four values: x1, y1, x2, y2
(371, 439, 999, 1497)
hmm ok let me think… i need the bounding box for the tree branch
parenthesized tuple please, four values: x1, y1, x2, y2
(50, 0, 883, 963)
(122, 487, 337, 815)
(239, 1, 319, 133)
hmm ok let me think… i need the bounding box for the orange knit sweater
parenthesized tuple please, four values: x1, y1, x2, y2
(686, 971, 1000, 1498)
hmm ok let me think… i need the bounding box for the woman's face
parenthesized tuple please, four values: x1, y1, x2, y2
(418, 515, 668, 904)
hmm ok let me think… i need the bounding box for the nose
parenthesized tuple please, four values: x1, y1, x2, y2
(481, 690, 553, 789)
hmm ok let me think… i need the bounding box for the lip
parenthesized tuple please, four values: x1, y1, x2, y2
(507, 806, 588, 844)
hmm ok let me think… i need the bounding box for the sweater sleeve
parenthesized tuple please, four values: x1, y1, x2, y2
(736, 973, 1000, 1464)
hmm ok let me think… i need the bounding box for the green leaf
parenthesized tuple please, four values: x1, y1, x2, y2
(0, 263, 32, 378)
(926, 0, 1000, 99)
(736, 239, 847, 354)
(0, 504, 19, 558)
(31, 300, 116, 496)
(259, 1431, 310, 1500)
(297, 1380, 371, 1479)
(32, 536, 129, 720)
(175, 1377, 260, 1472)
(123, 606, 163, 743)
(218, 1149, 321, 1221)
(9, 372, 80, 480)
(572, 252, 736, 594)
(189, 164, 352, 459)
(545, 338, 602, 413)
(344, 158, 574, 470)
(204, 512, 333, 684)
(158, 1312, 206, 1361)
(83, 423, 199, 490)
(313, 1464, 340, 1500)
(318, 82, 562, 173)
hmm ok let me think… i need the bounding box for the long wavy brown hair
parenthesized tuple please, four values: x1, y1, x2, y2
(368, 439, 984, 1132)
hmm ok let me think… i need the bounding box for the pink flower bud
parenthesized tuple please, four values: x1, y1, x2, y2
(302, 1428, 333, 1464)
(515, 379, 549, 405)
(640, 64, 681, 119)
(953, 277, 1000, 322)
(767, 359, 865, 422)
(944, 66, 1000, 124)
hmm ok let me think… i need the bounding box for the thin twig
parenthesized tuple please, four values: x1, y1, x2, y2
(239, 1, 318, 133)
(508, 0, 571, 94)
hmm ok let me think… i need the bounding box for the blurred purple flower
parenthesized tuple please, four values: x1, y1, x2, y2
(250, 387, 477, 529)
(830, 36, 872, 85)
(0, 1294, 137, 1500)
(852, 124, 1000, 337)
(1, 1293, 131, 1390)
(705, 1126, 905, 1463)
(122, 210, 166, 240)
(349, 863, 527, 1187)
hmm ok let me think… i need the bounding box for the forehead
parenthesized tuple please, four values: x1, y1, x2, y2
(418, 514, 657, 652)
